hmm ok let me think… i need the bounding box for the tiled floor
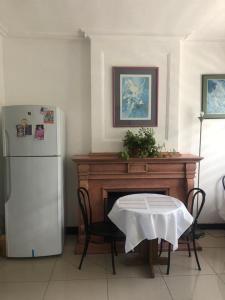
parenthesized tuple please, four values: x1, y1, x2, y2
(1, 230, 225, 299)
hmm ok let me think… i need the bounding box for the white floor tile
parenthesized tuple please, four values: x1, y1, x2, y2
(0, 282, 47, 300)
(0, 257, 56, 282)
(106, 253, 161, 278)
(165, 274, 225, 300)
(1, 230, 225, 299)
(160, 251, 215, 276)
(51, 254, 107, 280)
(108, 277, 172, 300)
(201, 247, 225, 273)
(44, 279, 107, 300)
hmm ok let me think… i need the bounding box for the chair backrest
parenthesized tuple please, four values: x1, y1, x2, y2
(77, 187, 92, 233)
(222, 175, 225, 190)
(185, 188, 206, 226)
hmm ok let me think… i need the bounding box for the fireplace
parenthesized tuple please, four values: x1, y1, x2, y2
(72, 153, 201, 253)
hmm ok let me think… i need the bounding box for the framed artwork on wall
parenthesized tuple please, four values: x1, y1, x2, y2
(202, 74, 225, 119)
(113, 66, 158, 127)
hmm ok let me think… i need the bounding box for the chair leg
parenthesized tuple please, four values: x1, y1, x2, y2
(159, 239, 163, 257)
(110, 241, 116, 275)
(113, 240, 118, 256)
(78, 236, 90, 270)
(186, 237, 191, 257)
(192, 237, 201, 270)
(167, 243, 171, 275)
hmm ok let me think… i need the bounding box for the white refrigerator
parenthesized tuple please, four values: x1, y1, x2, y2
(2, 105, 64, 257)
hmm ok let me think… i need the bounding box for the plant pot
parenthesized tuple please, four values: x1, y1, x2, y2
(129, 148, 142, 157)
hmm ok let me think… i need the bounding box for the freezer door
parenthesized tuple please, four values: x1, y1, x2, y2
(5, 157, 63, 257)
(2, 105, 63, 156)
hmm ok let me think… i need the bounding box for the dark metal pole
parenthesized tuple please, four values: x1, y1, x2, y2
(197, 112, 204, 217)
(197, 114, 204, 190)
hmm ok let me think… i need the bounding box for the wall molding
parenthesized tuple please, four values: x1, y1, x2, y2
(2, 26, 225, 43)
(182, 39, 225, 44)
(81, 28, 184, 40)
(165, 53, 171, 140)
(90, 35, 180, 152)
(0, 21, 84, 40)
(7, 31, 84, 41)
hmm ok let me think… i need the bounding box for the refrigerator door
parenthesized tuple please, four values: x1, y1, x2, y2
(2, 105, 63, 156)
(5, 156, 63, 257)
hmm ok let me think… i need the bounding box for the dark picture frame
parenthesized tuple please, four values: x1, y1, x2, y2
(113, 67, 158, 127)
(202, 74, 225, 119)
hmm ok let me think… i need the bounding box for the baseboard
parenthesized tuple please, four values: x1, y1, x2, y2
(65, 226, 78, 235)
(198, 223, 225, 230)
(64, 224, 225, 235)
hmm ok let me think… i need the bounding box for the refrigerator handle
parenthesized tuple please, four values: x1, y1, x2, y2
(5, 157, 12, 204)
(4, 129, 10, 157)
(4, 130, 12, 203)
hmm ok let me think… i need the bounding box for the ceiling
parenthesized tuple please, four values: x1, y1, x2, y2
(0, 0, 224, 40)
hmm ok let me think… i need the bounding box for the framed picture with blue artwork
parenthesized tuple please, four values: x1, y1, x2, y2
(113, 67, 158, 127)
(202, 74, 225, 119)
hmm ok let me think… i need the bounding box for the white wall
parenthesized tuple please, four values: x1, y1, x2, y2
(91, 36, 225, 224)
(0, 35, 4, 105)
(2, 35, 225, 226)
(0, 35, 5, 229)
(90, 36, 180, 152)
(3, 37, 91, 226)
(179, 41, 225, 223)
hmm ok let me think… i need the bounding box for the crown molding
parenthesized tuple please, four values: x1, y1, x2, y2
(183, 30, 225, 43)
(5, 28, 185, 41)
(1, 27, 225, 43)
(182, 38, 225, 44)
(7, 31, 84, 40)
(80, 28, 184, 40)
(0, 22, 8, 37)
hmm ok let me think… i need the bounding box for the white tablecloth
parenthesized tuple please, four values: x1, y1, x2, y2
(108, 193, 193, 253)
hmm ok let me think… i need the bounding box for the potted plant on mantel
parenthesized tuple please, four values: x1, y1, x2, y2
(120, 128, 179, 160)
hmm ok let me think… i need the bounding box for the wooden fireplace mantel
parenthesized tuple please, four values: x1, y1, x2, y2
(72, 152, 202, 253)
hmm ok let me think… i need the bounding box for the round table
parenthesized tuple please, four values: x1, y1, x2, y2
(108, 193, 193, 277)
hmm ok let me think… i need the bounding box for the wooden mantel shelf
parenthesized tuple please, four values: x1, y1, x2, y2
(72, 152, 201, 254)
(72, 152, 202, 163)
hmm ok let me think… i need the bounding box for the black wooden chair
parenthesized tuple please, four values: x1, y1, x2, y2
(159, 188, 206, 275)
(77, 187, 124, 275)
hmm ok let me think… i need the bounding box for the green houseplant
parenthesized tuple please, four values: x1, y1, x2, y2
(120, 128, 161, 160)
